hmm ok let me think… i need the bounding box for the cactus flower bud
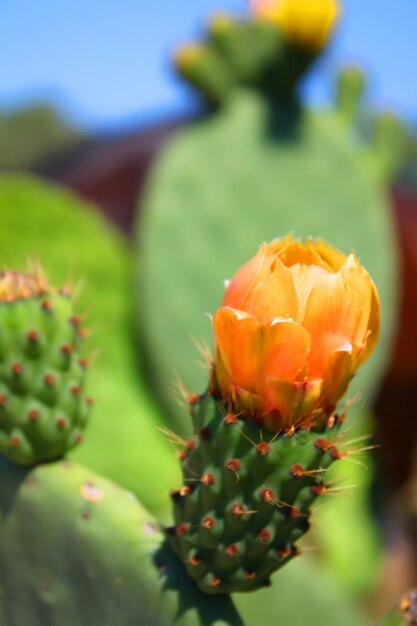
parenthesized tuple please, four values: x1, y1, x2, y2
(251, 0, 340, 50)
(213, 236, 380, 431)
(0, 266, 92, 465)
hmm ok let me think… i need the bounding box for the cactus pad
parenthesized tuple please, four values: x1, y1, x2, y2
(168, 393, 345, 594)
(0, 273, 90, 464)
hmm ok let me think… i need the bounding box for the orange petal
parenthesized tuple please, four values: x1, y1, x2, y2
(313, 239, 347, 272)
(339, 255, 374, 346)
(213, 307, 261, 391)
(222, 244, 267, 309)
(276, 240, 329, 269)
(321, 345, 354, 406)
(358, 278, 380, 364)
(263, 319, 310, 381)
(289, 263, 329, 322)
(244, 256, 298, 324)
(263, 377, 322, 429)
(263, 378, 298, 428)
(303, 273, 346, 378)
(232, 386, 264, 417)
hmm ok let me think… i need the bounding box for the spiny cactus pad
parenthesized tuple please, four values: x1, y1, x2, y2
(168, 393, 345, 594)
(0, 277, 90, 464)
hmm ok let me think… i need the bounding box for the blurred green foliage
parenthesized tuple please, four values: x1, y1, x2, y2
(0, 105, 90, 171)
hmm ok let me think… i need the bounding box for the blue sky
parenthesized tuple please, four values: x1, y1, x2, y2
(1, 1, 416, 131)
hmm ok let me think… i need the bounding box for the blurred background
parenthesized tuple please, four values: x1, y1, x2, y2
(1, 2, 417, 625)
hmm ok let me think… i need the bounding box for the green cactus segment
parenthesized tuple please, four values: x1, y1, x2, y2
(0, 459, 242, 626)
(167, 393, 344, 594)
(0, 290, 90, 465)
(175, 17, 316, 103)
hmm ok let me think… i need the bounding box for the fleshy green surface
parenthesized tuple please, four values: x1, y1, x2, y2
(0, 459, 240, 626)
(0, 176, 179, 517)
(0, 291, 90, 464)
(0, 458, 364, 626)
(137, 91, 398, 432)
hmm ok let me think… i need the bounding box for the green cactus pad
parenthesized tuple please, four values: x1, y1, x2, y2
(0, 458, 241, 626)
(0, 286, 90, 465)
(167, 393, 345, 594)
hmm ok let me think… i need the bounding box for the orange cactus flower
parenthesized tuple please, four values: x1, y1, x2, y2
(213, 236, 380, 431)
(251, 0, 340, 50)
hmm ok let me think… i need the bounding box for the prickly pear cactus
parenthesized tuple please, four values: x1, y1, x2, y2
(168, 392, 345, 594)
(0, 456, 364, 626)
(0, 270, 91, 465)
(0, 175, 178, 516)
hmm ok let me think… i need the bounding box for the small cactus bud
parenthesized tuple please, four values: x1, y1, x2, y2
(0, 265, 92, 465)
